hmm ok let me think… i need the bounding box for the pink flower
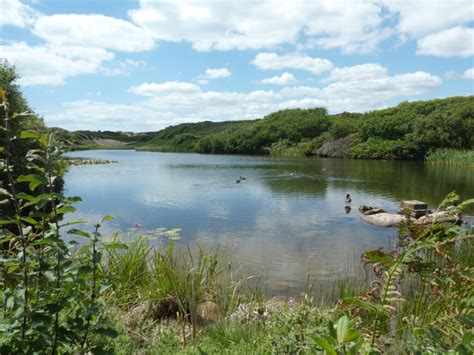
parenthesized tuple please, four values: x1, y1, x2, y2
(134, 223, 141, 228)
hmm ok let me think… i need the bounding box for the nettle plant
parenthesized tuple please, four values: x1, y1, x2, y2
(0, 90, 118, 353)
(344, 192, 474, 353)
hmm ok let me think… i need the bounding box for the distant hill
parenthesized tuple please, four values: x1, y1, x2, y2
(55, 96, 474, 160)
(50, 128, 154, 150)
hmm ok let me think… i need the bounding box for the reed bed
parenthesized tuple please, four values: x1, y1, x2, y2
(426, 148, 474, 167)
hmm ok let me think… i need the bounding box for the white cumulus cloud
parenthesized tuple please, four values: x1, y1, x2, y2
(0, 42, 115, 86)
(381, 0, 473, 38)
(463, 68, 474, 79)
(417, 26, 474, 58)
(261, 73, 297, 85)
(0, 0, 38, 27)
(196, 68, 231, 84)
(322, 63, 388, 83)
(45, 100, 176, 131)
(33, 14, 155, 52)
(252, 53, 333, 74)
(45, 66, 442, 131)
(129, 81, 201, 96)
(202, 68, 231, 79)
(129, 0, 387, 53)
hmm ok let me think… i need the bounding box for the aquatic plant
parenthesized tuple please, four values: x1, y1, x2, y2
(343, 192, 474, 352)
(426, 148, 474, 167)
(104, 236, 254, 344)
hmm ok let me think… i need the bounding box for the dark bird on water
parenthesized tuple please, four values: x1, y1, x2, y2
(345, 194, 352, 205)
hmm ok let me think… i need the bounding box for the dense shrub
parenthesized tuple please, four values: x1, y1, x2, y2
(129, 96, 473, 160)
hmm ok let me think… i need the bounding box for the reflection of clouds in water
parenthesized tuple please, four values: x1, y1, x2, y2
(190, 192, 391, 296)
(191, 229, 365, 296)
(208, 206, 231, 220)
(63, 151, 471, 296)
(137, 193, 194, 210)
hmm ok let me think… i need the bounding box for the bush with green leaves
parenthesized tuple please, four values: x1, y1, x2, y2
(0, 61, 52, 220)
(128, 95, 473, 160)
(343, 192, 474, 352)
(0, 91, 119, 353)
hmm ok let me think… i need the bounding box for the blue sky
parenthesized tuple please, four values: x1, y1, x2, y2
(0, 0, 473, 131)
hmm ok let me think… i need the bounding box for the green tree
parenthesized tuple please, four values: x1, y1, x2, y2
(0, 60, 48, 219)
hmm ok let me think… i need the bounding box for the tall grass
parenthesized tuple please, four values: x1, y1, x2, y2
(104, 238, 253, 320)
(426, 148, 474, 167)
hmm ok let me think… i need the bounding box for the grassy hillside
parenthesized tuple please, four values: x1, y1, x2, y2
(56, 96, 474, 160)
(50, 127, 154, 150)
(136, 96, 474, 160)
(137, 119, 256, 152)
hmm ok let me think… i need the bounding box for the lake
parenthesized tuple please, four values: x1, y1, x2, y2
(63, 150, 474, 296)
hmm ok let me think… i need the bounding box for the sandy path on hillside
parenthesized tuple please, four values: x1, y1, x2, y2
(93, 139, 131, 146)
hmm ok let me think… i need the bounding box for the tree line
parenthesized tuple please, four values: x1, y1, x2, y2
(137, 96, 473, 160)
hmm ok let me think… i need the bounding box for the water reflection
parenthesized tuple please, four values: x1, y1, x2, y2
(63, 150, 474, 295)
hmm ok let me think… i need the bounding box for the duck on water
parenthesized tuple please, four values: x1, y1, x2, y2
(236, 176, 246, 183)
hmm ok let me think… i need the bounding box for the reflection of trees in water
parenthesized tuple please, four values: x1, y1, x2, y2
(263, 175, 328, 197)
(261, 158, 473, 209)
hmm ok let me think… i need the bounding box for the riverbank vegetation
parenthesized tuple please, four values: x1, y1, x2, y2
(58, 95, 474, 162)
(1, 92, 473, 353)
(1, 61, 473, 353)
(426, 148, 474, 167)
(2, 128, 473, 353)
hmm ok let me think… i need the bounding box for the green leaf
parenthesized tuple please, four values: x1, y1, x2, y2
(101, 215, 114, 223)
(363, 249, 394, 267)
(20, 130, 39, 139)
(17, 174, 42, 191)
(16, 192, 34, 201)
(457, 198, 474, 211)
(105, 242, 128, 250)
(56, 206, 76, 215)
(67, 229, 91, 239)
(310, 336, 337, 355)
(343, 329, 360, 343)
(22, 193, 51, 208)
(22, 216, 38, 225)
(6, 296, 14, 309)
(0, 219, 14, 225)
(39, 134, 48, 147)
(336, 315, 359, 344)
(59, 219, 87, 228)
(44, 271, 55, 282)
(0, 188, 11, 197)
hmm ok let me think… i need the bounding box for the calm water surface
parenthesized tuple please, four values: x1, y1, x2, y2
(64, 150, 474, 295)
